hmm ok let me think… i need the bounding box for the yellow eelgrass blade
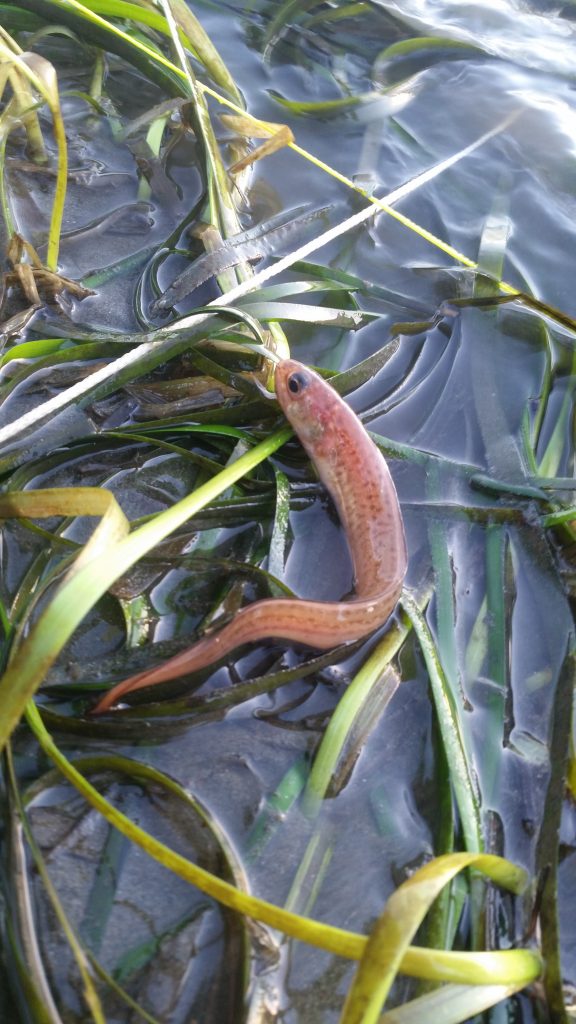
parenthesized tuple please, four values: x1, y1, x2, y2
(339, 853, 539, 1024)
(24, 701, 542, 994)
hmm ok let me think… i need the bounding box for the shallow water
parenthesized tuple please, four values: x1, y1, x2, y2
(1, 1, 576, 1022)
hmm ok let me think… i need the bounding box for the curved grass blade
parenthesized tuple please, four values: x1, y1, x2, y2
(378, 35, 484, 59)
(0, 336, 80, 365)
(270, 90, 382, 116)
(4, 784, 66, 1022)
(0, 342, 130, 399)
(0, 32, 46, 163)
(5, 747, 106, 1023)
(152, 205, 329, 309)
(306, 2, 370, 28)
(339, 852, 536, 1024)
(448, 290, 576, 337)
(536, 347, 576, 478)
(24, 700, 541, 985)
(26, 752, 254, 904)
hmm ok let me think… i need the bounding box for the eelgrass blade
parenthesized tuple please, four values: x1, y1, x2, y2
(481, 525, 509, 803)
(377, 34, 483, 62)
(244, 753, 309, 864)
(262, 0, 324, 59)
(422, 461, 476, 944)
(267, 468, 291, 583)
(0, 42, 67, 268)
(238, 300, 370, 328)
(301, 609, 414, 816)
(534, 645, 576, 1018)
(159, 0, 242, 103)
(339, 852, 533, 1024)
(5, 747, 106, 1023)
(4, 789, 66, 1022)
(85, 955, 162, 1024)
(400, 593, 482, 854)
(23, 701, 541, 985)
(535, 342, 576, 479)
(379, 982, 523, 1024)
(306, 3, 371, 28)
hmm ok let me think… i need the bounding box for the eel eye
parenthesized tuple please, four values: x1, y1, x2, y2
(287, 371, 310, 395)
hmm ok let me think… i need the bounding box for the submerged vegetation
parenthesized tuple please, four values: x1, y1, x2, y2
(0, 1, 574, 1021)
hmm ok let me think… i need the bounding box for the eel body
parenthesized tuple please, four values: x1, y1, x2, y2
(92, 358, 407, 713)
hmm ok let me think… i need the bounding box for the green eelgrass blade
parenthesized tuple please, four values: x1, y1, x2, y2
(400, 593, 482, 854)
(301, 609, 414, 816)
(262, 0, 325, 56)
(267, 468, 291, 583)
(378, 36, 483, 59)
(536, 347, 576, 479)
(244, 754, 309, 862)
(306, 2, 369, 27)
(481, 526, 509, 802)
